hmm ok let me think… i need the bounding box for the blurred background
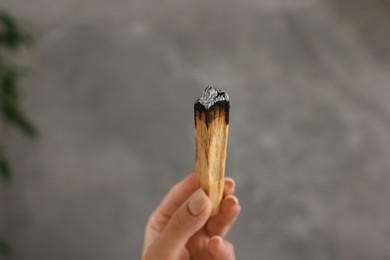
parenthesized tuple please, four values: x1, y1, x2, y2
(1, 0, 390, 259)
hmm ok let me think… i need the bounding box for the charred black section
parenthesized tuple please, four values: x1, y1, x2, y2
(194, 100, 230, 128)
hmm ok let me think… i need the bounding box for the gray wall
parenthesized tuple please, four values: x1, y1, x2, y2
(1, 0, 390, 259)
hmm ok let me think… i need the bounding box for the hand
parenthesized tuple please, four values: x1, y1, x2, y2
(142, 173, 241, 260)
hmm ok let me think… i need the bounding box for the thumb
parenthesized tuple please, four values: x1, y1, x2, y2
(156, 189, 211, 249)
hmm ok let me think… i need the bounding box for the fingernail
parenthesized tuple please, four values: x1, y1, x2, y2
(225, 195, 239, 205)
(225, 178, 235, 191)
(188, 189, 209, 216)
(210, 236, 223, 245)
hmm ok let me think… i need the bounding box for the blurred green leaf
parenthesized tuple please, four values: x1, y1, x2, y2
(0, 10, 35, 258)
(0, 100, 37, 138)
(0, 158, 11, 181)
(0, 238, 12, 256)
(0, 148, 12, 181)
(14, 115, 37, 138)
(0, 64, 37, 138)
(0, 67, 19, 99)
(0, 12, 32, 50)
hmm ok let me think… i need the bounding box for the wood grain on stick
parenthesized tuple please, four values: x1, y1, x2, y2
(194, 86, 230, 216)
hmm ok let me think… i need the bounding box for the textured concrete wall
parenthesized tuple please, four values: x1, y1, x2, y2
(1, 0, 390, 259)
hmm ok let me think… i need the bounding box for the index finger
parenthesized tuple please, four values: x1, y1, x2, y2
(152, 173, 198, 224)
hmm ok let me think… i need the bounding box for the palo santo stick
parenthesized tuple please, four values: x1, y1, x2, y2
(194, 86, 230, 216)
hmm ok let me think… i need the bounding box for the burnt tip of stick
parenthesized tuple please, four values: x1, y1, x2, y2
(194, 86, 230, 127)
(195, 86, 229, 109)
